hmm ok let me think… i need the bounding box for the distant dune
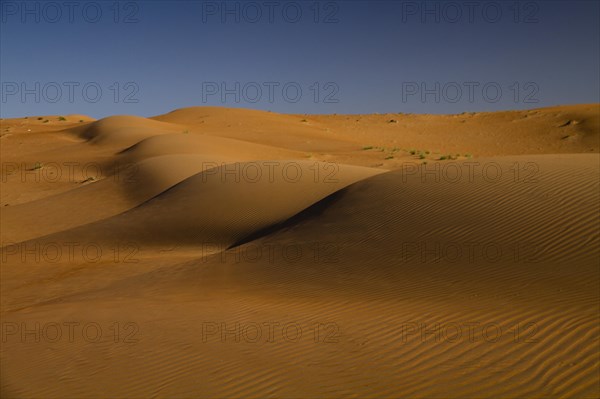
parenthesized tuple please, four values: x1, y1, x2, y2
(1, 105, 599, 398)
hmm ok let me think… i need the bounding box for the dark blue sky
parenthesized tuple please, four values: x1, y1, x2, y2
(1, 0, 599, 118)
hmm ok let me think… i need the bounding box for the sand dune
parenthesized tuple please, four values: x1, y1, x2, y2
(11, 161, 382, 256)
(1, 105, 599, 398)
(75, 115, 186, 146)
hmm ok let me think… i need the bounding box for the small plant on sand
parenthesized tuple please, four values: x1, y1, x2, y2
(182, 130, 189, 134)
(409, 149, 416, 155)
(58, 116, 66, 121)
(300, 119, 307, 122)
(465, 153, 472, 158)
(388, 119, 397, 123)
(79, 120, 84, 123)
(29, 162, 43, 170)
(37, 117, 43, 120)
(42, 119, 49, 123)
(419, 154, 426, 159)
(362, 146, 374, 150)
(440, 154, 456, 161)
(384, 155, 394, 160)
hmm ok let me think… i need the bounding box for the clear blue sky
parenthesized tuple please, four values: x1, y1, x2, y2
(1, 0, 599, 118)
